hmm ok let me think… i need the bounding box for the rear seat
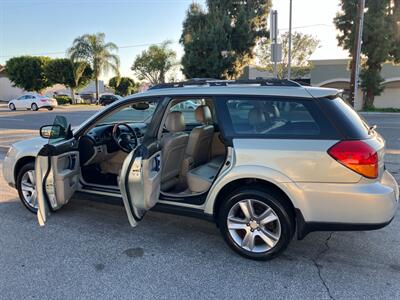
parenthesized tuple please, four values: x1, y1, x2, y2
(186, 156, 225, 193)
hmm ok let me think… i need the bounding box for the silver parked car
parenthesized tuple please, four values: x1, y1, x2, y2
(3, 79, 399, 260)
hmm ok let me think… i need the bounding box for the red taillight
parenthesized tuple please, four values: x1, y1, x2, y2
(40, 99, 48, 102)
(328, 140, 378, 179)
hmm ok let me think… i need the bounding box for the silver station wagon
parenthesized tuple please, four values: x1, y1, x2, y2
(3, 79, 399, 260)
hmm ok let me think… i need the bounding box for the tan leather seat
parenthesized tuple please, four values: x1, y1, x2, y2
(160, 111, 189, 191)
(185, 105, 214, 168)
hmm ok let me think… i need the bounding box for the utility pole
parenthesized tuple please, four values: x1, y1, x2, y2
(349, 0, 365, 108)
(270, 10, 279, 78)
(270, 10, 281, 78)
(287, 0, 293, 80)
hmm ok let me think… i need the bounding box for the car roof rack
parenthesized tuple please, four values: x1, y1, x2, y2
(149, 78, 302, 90)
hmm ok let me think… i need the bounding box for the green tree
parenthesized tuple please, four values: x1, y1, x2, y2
(5, 56, 51, 92)
(131, 41, 176, 85)
(257, 31, 319, 79)
(109, 76, 138, 96)
(68, 32, 120, 101)
(180, 0, 271, 79)
(335, 0, 394, 108)
(390, 0, 400, 62)
(45, 58, 92, 103)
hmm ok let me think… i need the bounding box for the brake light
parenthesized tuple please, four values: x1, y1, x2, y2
(40, 99, 48, 102)
(328, 140, 378, 179)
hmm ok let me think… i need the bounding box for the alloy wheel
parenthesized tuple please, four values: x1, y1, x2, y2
(227, 199, 281, 253)
(20, 170, 38, 210)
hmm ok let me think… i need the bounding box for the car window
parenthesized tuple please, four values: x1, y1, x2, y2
(98, 100, 158, 125)
(17, 95, 25, 100)
(169, 99, 204, 124)
(221, 97, 327, 138)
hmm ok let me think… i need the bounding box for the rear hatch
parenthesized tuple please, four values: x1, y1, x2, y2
(321, 97, 385, 181)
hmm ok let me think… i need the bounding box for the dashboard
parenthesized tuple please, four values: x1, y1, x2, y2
(78, 122, 147, 166)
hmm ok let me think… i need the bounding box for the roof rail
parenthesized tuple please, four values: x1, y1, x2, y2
(149, 78, 302, 90)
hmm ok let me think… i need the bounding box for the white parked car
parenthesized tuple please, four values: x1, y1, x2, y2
(8, 94, 58, 111)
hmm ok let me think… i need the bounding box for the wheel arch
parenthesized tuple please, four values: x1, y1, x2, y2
(211, 178, 297, 225)
(14, 156, 36, 182)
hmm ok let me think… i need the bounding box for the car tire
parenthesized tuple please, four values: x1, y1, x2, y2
(47, 107, 53, 111)
(9, 103, 16, 110)
(218, 188, 294, 261)
(31, 103, 38, 111)
(16, 162, 38, 213)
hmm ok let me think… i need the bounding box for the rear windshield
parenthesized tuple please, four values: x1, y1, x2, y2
(216, 96, 339, 139)
(320, 97, 371, 139)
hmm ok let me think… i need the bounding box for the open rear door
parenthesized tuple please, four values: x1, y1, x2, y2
(119, 140, 162, 227)
(35, 117, 81, 226)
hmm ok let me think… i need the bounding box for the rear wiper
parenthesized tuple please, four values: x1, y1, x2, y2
(368, 124, 377, 134)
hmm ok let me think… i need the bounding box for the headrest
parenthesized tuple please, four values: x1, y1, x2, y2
(248, 108, 267, 127)
(165, 111, 185, 132)
(264, 103, 280, 118)
(195, 105, 212, 124)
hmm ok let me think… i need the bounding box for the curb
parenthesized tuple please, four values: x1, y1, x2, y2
(360, 112, 400, 116)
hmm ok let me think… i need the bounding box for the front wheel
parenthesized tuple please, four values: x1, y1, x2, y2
(31, 103, 38, 111)
(218, 188, 294, 260)
(16, 162, 38, 213)
(9, 103, 16, 110)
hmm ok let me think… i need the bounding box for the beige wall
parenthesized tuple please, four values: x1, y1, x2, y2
(374, 81, 400, 109)
(0, 77, 25, 101)
(321, 80, 400, 109)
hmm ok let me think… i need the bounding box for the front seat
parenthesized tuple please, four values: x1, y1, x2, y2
(248, 108, 269, 133)
(185, 105, 214, 168)
(160, 111, 189, 191)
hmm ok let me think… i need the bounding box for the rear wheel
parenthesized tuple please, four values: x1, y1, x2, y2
(218, 188, 293, 260)
(31, 103, 38, 111)
(16, 162, 38, 213)
(47, 107, 53, 111)
(9, 103, 16, 110)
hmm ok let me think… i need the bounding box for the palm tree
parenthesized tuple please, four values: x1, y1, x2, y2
(68, 33, 120, 102)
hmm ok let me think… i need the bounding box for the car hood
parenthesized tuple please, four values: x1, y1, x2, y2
(12, 136, 48, 156)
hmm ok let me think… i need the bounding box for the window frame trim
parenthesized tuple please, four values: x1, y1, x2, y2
(214, 95, 341, 141)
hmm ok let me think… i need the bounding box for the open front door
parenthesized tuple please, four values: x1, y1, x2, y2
(119, 140, 162, 227)
(35, 117, 80, 226)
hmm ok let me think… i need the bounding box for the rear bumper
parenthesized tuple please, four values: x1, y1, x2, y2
(295, 209, 394, 240)
(287, 170, 399, 239)
(38, 102, 57, 108)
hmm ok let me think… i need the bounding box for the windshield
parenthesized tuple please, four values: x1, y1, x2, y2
(97, 100, 158, 126)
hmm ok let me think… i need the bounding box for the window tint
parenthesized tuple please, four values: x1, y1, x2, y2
(225, 98, 320, 137)
(319, 97, 370, 139)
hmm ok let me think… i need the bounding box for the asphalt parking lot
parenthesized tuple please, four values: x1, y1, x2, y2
(0, 106, 399, 299)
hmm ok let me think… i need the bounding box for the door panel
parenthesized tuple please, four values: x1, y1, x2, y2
(36, 138, 80, 226)
(120, 141, 162, 227)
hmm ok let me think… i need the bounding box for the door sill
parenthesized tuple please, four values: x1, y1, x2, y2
(79, 184, 122, 198)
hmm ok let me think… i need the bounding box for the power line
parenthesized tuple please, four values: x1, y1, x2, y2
(0, 40, 179, 58)
(0, 23, 334, 59)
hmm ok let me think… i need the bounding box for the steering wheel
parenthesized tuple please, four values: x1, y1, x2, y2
(112, 123, 138, 153)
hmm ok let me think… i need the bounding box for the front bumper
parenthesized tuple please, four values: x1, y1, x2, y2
(2, 148, 16, 187)
(286, 170, 399, 239)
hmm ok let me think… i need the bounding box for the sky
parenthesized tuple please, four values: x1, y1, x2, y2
(0, 0, 349, 81)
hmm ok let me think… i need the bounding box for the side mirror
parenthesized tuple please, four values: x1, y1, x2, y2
(39, 125, 65, 139)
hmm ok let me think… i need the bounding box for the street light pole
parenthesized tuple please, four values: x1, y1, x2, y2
(287, 0, 293, 80)
(350, 0, 365, 108)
